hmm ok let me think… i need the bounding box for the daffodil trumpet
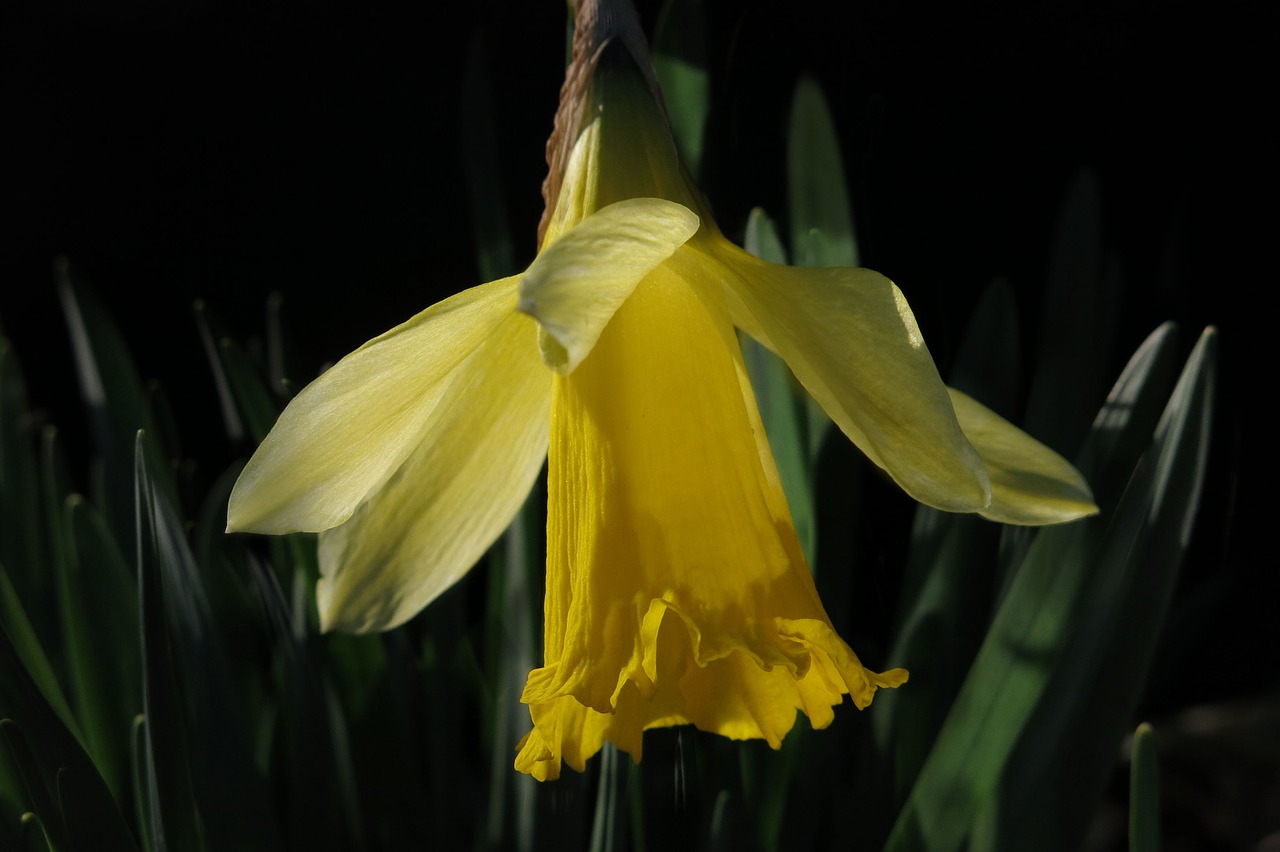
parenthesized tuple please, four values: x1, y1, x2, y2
(227, 0, 1097, 780)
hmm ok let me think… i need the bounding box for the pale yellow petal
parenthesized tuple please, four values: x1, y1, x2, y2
(316, 308, 552, 633)
(948, 388, 1099, 525)
(518, 198, 699, 373)
(694, 239, 992, 513)
(226, 276, 519, 534)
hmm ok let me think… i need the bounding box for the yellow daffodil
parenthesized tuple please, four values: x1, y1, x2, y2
(226, 0, 1097, 781)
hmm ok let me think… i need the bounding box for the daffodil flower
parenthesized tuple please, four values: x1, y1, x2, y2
(227, 0, 1096, 781)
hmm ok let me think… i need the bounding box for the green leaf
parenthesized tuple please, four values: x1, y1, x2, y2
(1023, 326, 1206, 845)
(0, 571, 81, 749)
(0, 653, 137, 852)
(1074, 322, 1182, 499)
(0, 332, 48, 624)
(57, 764, 141, 852)
(947, 278, 1023, 421)
(56, 261, 174, 545)
(18, 810, 56, 852)
(482, 491, 542, 850)
(217, 338, 283, 447)
(264, 293, 297, 403)
(884, 325, 1216, 852)
(1021, 170, 1119, 459)
(461, 34, 517, 283)
(195, 302, 283, 445)
(975, 327, 1215, 852)
(58, 497, 139, 803)
(874, 514, 999, 804)
(787, 77, 858, 269)
(588, 744, 626, 852)
(129, 715, 151, 852)
(0, 723, 23, 840)
(134, 434, 204, 852)
(0, 719, 62, 851)
(1129, 723, 1160, 852)
(244, 549, 361, 851)
(742, 208, 789, 266)
(194, 301, 247, 445)
(652, 0, 710, 178)
(135, 432, 283, 852)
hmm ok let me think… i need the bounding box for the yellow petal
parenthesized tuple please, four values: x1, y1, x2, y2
(696, 239, 992, 514)
(516, 615, 908, 780)
(518, 198, 699, 373)
(947, 388, 1099, 525)
(516, 262, 903, 780)
(316, 307, 552, 633)
(226, 276, 519, 534)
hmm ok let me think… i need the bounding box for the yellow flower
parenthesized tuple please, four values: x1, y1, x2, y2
(226, 0, 1097, 781)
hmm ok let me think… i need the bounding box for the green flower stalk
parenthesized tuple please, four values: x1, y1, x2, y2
(227, 0, 1096, 781)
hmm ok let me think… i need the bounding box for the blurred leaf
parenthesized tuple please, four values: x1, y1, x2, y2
(19, 811, 56, 852)
(461, 34, 518, 283)
(135, 432, 282, 851)
(947, 278, 1022, 422)
(483, 495, 542, 851)
(787, 77, 858, 269)
(875, 515, 999, 805)
(0, 570, 80, 748)
(976, 327, 1215, 852)
(217, 339, 282, 447)
(652, 0, 709, 177)
(0, 719, 62, 851)
(191, 465, 258, 627)
(0, 647, 138, 852)
(264, 292, 296, 401)
(990, 322, 1179, 613)
(128, 715, 150, 852)
(0, 723, 23, 840)
(57, 762, 142, 852)
(134, 434, 204, 852)
(32, 428, 76, 701)
(418, 597, 476, 840)
(56, 261, 174, 544)
(194, 301, 246, 445)
(321, 677, 366, 851)
(885, 325, 1216, 852)
(1022, 170, 1119, 459)
(0, 332, 48, 622)
(1129, 723, 1160, 852)
(1074, 323, 1182, 499)
(588, 744, 626, 852)
(59, 496, 139, 803)
(251, 554, 361, 851)
(743, 208, 789, 266)
(993, 175, 1121, 591)
(196, 301, 283, 446)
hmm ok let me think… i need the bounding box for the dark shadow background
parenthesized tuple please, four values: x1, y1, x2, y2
(2, 0, 1275, 839)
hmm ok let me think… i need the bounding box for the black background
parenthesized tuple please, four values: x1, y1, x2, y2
(3, 0, 1275, 716)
